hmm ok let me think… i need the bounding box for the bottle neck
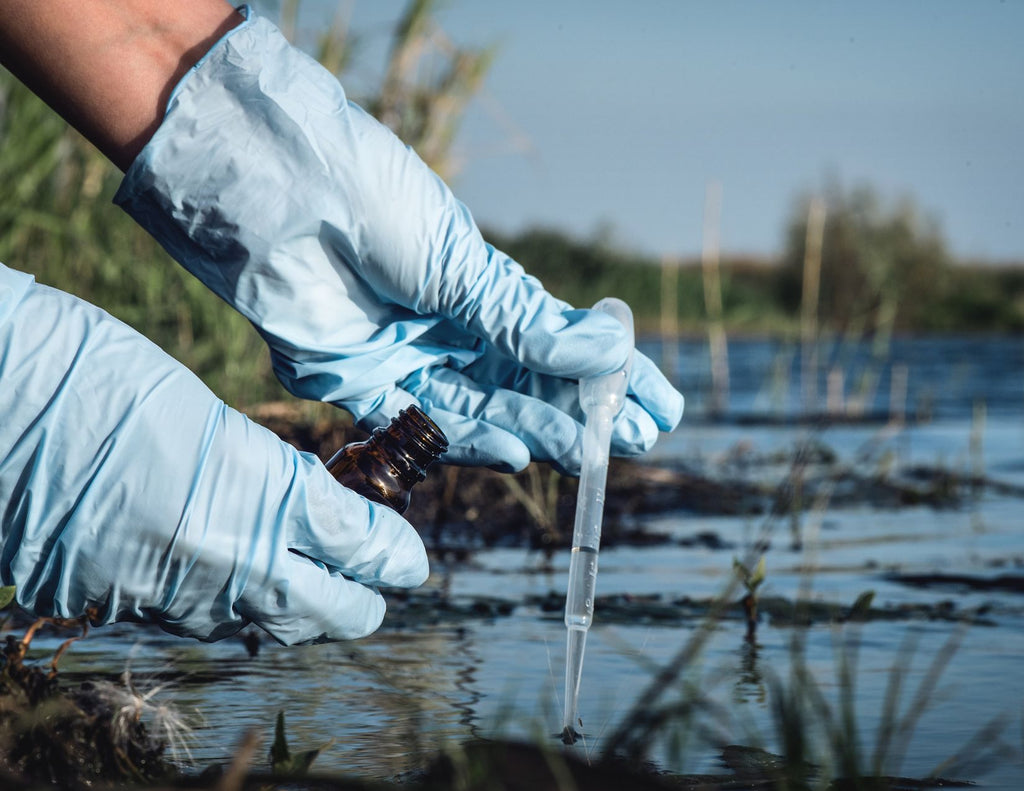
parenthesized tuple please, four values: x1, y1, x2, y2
(369, 406, 448, 481)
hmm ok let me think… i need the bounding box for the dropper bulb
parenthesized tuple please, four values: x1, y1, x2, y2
(579, 298, 634, 413)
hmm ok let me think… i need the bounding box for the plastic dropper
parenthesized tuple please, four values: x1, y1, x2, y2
(561, 297, 635, 745)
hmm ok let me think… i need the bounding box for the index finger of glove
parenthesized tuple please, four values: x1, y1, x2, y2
(444, 248, 634, 379)
(286, 455, 429, 589)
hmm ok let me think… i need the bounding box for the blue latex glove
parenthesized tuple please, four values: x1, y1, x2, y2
(114, 7, 683, 475)
(0, 264, 427, 645)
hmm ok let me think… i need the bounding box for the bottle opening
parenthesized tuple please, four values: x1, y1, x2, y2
(398, 405, 449, 457)
(372, 405, 448, 478)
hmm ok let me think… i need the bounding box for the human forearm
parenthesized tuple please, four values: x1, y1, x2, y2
(0, 0, 241, 169)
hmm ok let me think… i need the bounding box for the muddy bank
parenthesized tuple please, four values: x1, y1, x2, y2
(252, 405, 1018, 555)
(377, 587, 999, 632)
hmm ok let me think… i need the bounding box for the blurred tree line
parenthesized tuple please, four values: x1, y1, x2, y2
(2, 2, 1023, 411)
(773, 182, 1024, 334)
(489, 178, 1024, 338)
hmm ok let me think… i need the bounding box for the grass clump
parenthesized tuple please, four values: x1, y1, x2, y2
(0, 605, 176, 786)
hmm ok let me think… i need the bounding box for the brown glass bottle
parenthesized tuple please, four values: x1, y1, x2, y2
(325, 405, 448, 513)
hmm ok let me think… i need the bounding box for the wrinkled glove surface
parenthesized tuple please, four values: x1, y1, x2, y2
(0, 265, 427, 644)
(115, 7, 684, 474)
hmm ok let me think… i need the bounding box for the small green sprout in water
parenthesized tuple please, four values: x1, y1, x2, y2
(847, 589, 876, 622)
(734, 556, 766, 640)
(270, 710, 330, 776)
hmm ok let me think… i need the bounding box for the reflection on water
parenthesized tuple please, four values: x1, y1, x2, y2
(733, 637, 765, 706)
(45, 511, 1024, 787)
(27, 337, 1024, 787)
(52, 624, 492, 779)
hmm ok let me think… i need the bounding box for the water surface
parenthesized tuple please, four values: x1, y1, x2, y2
(38, 336, 1024, 788)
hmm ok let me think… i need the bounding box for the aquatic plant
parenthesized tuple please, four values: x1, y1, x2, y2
(733, 555, 767, 640)
(270, 710, 326, 777)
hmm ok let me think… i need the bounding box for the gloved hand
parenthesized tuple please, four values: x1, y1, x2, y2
(0, 265, 427, 645)
(114, 6, 684, 475)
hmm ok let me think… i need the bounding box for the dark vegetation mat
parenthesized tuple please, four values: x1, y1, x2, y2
(252, 404, 1020, 559)
(375, 587, 998, 632)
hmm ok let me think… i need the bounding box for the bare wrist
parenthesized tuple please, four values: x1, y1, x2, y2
(0, 1, 243, 169)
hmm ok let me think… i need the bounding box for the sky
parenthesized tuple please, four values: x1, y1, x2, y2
(286, 1, 1024, 262)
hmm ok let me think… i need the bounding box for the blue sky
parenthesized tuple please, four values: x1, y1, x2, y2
(287, 1, 1023, 262)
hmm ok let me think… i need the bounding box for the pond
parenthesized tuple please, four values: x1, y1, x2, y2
(33, 335, 1024, 788)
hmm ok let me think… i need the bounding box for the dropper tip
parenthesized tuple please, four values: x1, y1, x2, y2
(559, 725, 582, 745)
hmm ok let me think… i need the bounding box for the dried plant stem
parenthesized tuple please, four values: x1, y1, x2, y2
(801, 197, 825, 413)
(701, 180, 729, 416)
